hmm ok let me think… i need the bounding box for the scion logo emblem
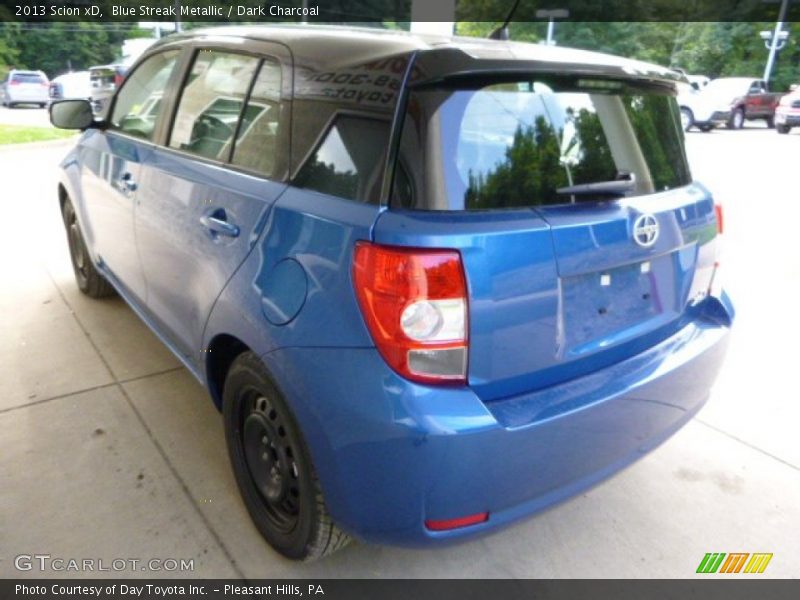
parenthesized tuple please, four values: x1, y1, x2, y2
(633, 213, 659, 247)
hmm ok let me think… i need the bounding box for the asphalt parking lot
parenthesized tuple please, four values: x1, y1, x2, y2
(1, 121, 798, 578)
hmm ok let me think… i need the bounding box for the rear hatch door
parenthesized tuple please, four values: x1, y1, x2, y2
(376, 72, 719, 402)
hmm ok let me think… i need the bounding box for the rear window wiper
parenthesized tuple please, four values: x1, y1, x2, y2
(556, 173, 636, 197)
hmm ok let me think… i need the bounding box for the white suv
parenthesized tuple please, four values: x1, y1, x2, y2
(1, 70, 50, 108)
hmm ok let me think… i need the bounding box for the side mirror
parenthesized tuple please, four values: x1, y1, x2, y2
(50, 99, 95, 130)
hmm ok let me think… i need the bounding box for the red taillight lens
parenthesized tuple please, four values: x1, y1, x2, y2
(425, 512, 488, 531)
(352, 242, 468, 384)
(9, 80, 19, 86)
(114, 73, 125, 88)
(714, 204, 724, 235)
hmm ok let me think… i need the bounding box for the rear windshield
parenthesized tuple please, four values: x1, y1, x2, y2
(11, 73, 45, 84)
(392, 78, 691, 211)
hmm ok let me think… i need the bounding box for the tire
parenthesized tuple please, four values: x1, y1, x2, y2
(680, 107, 694, 132)
(699, 124, 714, 132)
(223, 352, 350, 561)
(777, 124, 790, 134)
(61, 199, 116, 298)
(727, 108, 744, 130)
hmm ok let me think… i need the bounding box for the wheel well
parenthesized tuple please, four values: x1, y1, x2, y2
(206, 334, 250, 410)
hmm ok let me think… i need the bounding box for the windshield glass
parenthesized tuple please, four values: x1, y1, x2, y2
(392, 78, 691, 211)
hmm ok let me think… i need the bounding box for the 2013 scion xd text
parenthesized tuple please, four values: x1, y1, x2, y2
(50, 26, 733, 561)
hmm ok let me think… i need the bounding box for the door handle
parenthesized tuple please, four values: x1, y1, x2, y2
(200, 209, 240, 238)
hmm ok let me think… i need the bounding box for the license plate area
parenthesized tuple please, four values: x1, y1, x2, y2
(560, 253, 680, 357)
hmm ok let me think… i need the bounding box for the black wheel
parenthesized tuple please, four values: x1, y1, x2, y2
(61, 199, 115, 298)
(679, 107, 694, 132)
(766, 116, 775, 129)
(223, 352, 350, 561)
(727, 108, 744, 129)
(777, 124, 791, 134)
(699, 124, 714, 132)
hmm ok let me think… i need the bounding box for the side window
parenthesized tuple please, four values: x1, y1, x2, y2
(110, 50, 179, 141)
(293, 115, 390, 204)
(169, 50, 259, 161)
(231, 59, 283, 179)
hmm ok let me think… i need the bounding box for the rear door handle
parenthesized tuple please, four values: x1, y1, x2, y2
(200, 209, 240, 238)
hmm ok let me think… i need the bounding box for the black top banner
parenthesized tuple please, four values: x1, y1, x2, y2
(0, 0, 798, 23)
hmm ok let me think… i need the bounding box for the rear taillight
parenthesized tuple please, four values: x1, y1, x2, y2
(352, 242, 468, 385)
(114, 73, 125, 88)
(9, 80, 19, 86)
(710, 203, 724, 296)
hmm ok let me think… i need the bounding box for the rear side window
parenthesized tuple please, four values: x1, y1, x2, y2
(393, 79, 691, 211)
(294, 115, 389, 204)
(110, 51, 179, 141)
(230, 59, 284, 179)
(169, 50, 260, 161)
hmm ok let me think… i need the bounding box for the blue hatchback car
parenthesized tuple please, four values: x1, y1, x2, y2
(50, 26, 733, 560)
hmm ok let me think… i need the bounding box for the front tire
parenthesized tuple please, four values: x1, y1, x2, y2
(61, 199, 115, 298)
(777, 124, 791, 134)
(680, 107, 694, 132)
(223, 352, 350, 561)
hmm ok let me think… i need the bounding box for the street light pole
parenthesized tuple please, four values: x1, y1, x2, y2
(535, 8, 569, 46)
(763, 0, 790, 84)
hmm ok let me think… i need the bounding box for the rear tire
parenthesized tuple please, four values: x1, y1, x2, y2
(61, 199, 116, 298)
(777, 124, 791, 134)
(765, 116, 775, 129)
(727, 108, 744, 130)
(223, 351, 350, 561)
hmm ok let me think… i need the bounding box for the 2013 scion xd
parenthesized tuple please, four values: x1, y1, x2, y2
(50, 26, 733, 561)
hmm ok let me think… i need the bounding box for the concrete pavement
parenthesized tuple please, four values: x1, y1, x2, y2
(1, 127, 798, 578)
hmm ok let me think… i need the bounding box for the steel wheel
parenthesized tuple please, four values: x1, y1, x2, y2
(240, 390, 301, 534)
(64, 202, 90, 288)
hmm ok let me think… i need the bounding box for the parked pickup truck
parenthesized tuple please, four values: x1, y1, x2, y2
(702, 77, 785, 129)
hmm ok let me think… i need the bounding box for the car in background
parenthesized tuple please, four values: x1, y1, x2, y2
(702, 77, 785, 129)
(49, 71, 92, 104)
(775, 84, 800, 134)
(676, 82, 730, 132)
(89, 64, 127, 114)
(1, 70, 50, 108)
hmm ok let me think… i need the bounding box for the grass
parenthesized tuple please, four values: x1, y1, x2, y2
(0, 124, 77, 145)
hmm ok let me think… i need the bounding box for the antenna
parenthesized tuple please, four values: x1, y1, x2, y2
(489, 0, 522, 40)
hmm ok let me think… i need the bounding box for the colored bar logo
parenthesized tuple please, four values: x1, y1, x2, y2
(696, 553, 773, 574)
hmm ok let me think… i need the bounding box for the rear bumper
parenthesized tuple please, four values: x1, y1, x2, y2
(261, 294, 733, 547)
(6, 89, 49, 103)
